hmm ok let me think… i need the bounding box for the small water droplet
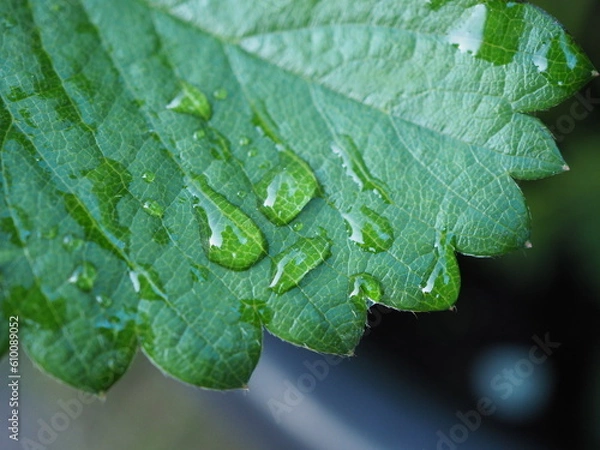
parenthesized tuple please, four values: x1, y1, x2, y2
(42, 225, 59, 240)
(213, 87, 228, 100)
(62, 234, 84, 252)
(247, 148, 258, 158)
(420, 230, 458, 300)
(166, 81, 212, 120)
(190, 263, 209, 283)
(191, 175, 267, 271)
(68, 262, 98, 292)
(349, 273, 383, 306)
(129, 270, 141, 293)
(142, 200, 164, 218)
(269, 235, 332, 294)
(292, 222, 304, 232)
(239, 136, 251, 146)
(331, 135, 391, 203)
(193, 129, 206, 140)
(237, 190, 248, 199)
(256, 150, 319, 226)
(141, 171, 156, 183)
(342, 206, 394, 253)
(95, 295, 113, 308)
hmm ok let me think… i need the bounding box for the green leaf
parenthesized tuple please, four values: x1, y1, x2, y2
(0, 0, 596, 390)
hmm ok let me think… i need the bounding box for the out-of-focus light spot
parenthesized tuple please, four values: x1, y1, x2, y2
(469, 345, 555, 423)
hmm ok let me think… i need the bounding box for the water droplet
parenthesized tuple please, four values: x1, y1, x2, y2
(533, 41, 550, 73)
(166, 81, 211, 120)
(95, 295, 113, 308)
(193, 129, 206, 140)
(204, 128, 232, 161)
(420, 230, 459, 300)
(342, 206, 394, 253)
(255, 150, 319, 226)
(269, 235, 332, 294)
(292, 222, 304, 232)
(446, 4, 487, 55)
(142, 200, 164, 218)
(129, 270, 141, 293)
(190, 263, 209, 283)
(42, 225, 59, 240)
(191, 175, 267, 271)
(141, 171, 156, 183)
(213, 87, 228, 100)
(68, 262, 98, 292)
(236, 190, 248, 199)
(239, 299, 272, 325)
(349, 273, 383, 306)
(239, 136, 251, 146)
(331, 135, 391, 203)
(62, 234, 84, 252)
(247, 148, 258, 158)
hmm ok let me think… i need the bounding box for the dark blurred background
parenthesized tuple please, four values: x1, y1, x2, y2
(1, 0, 599, 449)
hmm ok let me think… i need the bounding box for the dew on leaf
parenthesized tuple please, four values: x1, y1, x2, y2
(269, 235, 332, 294)
(62, 234, 84, 252)
(193, 129, 206, 140)
(349, 273, 383, 306)
(142, 200, 164, 218)
(239, 298, 272, 325)
(331, 135, 391, 203)
(446, 4, 487, 55)
(95, 295, 113, 308)
(68, 262, 98, 292)
(213, 87, 228, 100)
(239, 136, 251, 146)
(191, 175, 267, 271)
(292, 222, 304, 232)
(255, 149, 319, 226)
(42, 225, 59, 240)
(166, 80, 212, 120)
(421, 230, 455, 297)
(342, 206, 394, 253)
(141, 171, 156, 183)
(247, 148, 258, 158)
(129, 270, 140, 293)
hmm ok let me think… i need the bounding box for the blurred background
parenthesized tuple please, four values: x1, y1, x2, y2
(1, 0, 599, 449)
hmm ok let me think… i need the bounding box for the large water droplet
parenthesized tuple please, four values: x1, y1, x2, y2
(166, 81, 212, 120)
(331, 135, 391, 203)
(342, 206, 393, 253)
(68, 262, 97, 292)
(256, 150, 319, 226)
(191, 175, 267, 271)
(269, 235, 331, 294)
(446, 4, 487, 55)
(239, 298, 272, 325)
(349, 273, 383, 306)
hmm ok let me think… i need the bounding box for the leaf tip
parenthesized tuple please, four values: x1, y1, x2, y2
(524, 240, 533, 249)
(562, 164, 571, 172)
(592, 70, 599, 78)
(448, 305, 457, 313)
